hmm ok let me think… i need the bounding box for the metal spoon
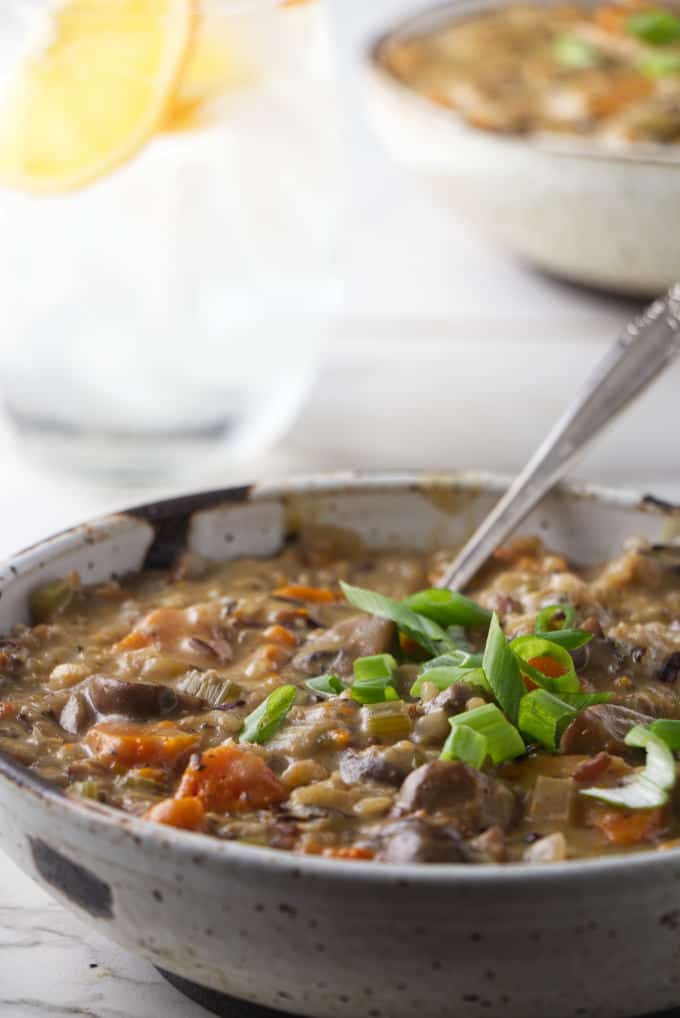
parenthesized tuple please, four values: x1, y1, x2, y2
(440, 283, 680, 592)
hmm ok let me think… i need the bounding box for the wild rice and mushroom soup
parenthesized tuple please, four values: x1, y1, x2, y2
(380, 2, 680, 144)
(2, 529, 680, 865)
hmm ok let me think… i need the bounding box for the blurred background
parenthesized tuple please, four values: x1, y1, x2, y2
(1, 0, 679, 562)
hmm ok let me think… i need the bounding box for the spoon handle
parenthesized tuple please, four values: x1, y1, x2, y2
(440, 284, 680, 592)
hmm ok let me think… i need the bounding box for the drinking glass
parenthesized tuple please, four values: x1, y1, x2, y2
(0, 0, 342, 481)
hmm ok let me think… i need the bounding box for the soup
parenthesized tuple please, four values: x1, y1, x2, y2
(1, 530, 680, 864)
(379, 2, 680, 144)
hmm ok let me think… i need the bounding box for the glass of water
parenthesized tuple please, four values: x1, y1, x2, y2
(0, 0, 342, 482)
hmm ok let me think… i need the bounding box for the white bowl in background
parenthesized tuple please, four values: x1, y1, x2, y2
(364, 0, 680, 296)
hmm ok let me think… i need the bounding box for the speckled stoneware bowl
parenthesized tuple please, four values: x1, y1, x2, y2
(364, 0, 680, 296)
(3, 473, 680, 1018)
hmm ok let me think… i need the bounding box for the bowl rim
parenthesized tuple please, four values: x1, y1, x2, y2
(366, 0, 680, 169)
(3, 469, 680, 885)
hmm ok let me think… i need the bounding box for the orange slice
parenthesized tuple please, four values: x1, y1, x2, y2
(0, 0, 196, 192)
(167, 18, 253, 127)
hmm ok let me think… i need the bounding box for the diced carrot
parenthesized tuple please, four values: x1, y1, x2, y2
(273, 584, 336, 603)
(262, 624, 298, 648)
(261, 644, 291, 669)
(594, 807, 665, 846)
(145, 796, 205, 831)
(114, 628, 150, 652)
(85, 722, 198, 773)
(589, 75, 653, 118)
(323, 846, 375, 860)
(0, 702, 18, 720)
(137, 766, 166, 782)
(527, 655, 568, 679)
(324, 728, 351, 749)
(176, 744, 288, 813)
(595, 4, 637, 32)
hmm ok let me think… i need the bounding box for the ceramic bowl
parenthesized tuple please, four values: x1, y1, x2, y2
(2, 473, 680, 1018)
(364, 0, 680, 296)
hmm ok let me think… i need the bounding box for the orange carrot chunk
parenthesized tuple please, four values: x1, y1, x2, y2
(262, 624, 298, 648)
(146, 796, 205, 831)
(85, 721, 198, 773)
(595, 807, 665, 846)
(323, 846, 375, 860)
(527, 655, 568, 679)
(176, 744, 288, 813)
(273, 584, 336, 603)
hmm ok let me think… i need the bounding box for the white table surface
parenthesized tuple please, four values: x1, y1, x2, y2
(2, 2, 680, 1015)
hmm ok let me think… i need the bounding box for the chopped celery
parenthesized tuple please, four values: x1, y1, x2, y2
(360, 700, 411, 741)
(178, 671, 241, 706)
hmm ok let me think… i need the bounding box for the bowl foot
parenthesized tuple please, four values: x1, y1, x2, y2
(156, 968, 300, 1018)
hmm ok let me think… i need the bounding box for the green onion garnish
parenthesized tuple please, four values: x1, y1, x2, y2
(353, 653, 397, 681)
(239, 684, 297, 745)
(442, 702, 525, 767)
(579, 725, 675, 809)
(626, 8, 680, 45)
(351, 653, 398, 704)
(534, 605, 592, 650)
(637, 50, 680, 75)
(410, 665, 489, 698)
(305, 673, 348, 698)
(552, 34, 602, 68)
(403, 588, 492, 629)
(504, 684, 610, 750)
(650, 719, 680, 750)
(481, 613, 525, 724)
(518, 688, 579, 750)
(440, 723, 488, 769)
(510, 635, 580, 694)
(535, 604, 576, 632)
(340, 581, 464, 659)
(533, 628, 593, 651)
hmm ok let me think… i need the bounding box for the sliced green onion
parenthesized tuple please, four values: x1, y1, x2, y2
(448, 702, 525, 765)
(520, 687, 611, 749)
(637, 50, 680, 76)
(626, 8, 680, 45)
(354, 653, 397, 681)
(340, 581, 463, 659)
(518, 688, 577, 750)
(351, 653, 398, 703)
(579, 725, 675, 809)
(305, 674, 348, 698)
(351, 677, 399, 704)
(510, 635, 580, 694)
(404, 588, 492, 629)
(440, 723, 488, 769)
(535, 604, 576, 632)
(555, 691, 611, 710)
(534, 628, 593, 651)
(482, 613, 525, 724)
(553, 34, 603, 68)
(360, 700, 411, 740)
(239, 684, 297, 744)
(650, 719, 680, 751)
(410, 666, 489, 698)
(422, 652, 484, 671)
